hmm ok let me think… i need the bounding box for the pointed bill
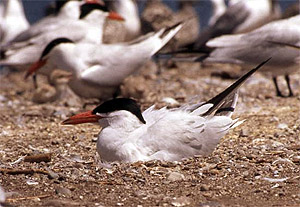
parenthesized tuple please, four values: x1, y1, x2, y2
(24, 59, 47, 79)
(62, 111, 101, 125)
(108, 11, 125, 21)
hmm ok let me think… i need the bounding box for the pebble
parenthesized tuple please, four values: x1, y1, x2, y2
(45, 199, 80, 206)
(46, 168, 60, 179)
(200, 184, 210, 191)
(162, 97, 179, 106)
(171, 196, 192, 207)
(292, 156, 300, 164)
(277, 123, 288, 129)
(26, 179, 39, 185)
(167, 172, 185, 182)
(198, 201, 224, 207)
(239, 129, 249, 137)
(55, 187, 72, 197)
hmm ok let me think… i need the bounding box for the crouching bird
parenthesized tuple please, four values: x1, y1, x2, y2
(62, 59, 270, 162)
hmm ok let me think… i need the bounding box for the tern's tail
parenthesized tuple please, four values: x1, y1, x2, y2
(128, 23, 183, 57)
(202, 58, 271, 117)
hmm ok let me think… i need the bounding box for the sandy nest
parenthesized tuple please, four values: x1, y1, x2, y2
(0, 61, 299, 207)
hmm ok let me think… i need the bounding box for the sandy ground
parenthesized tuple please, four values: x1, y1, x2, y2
(0, 61, 299, 207)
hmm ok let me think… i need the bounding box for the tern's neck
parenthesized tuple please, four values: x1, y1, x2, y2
(58, 1, 80, 19)
(114, 0, 141, 40)
(4, 0, 26, 19)
(97, 111, 144, 162)
(101, 110, 144, 132)
(82, 11, 107, 43)
(211, 0, 226, 16)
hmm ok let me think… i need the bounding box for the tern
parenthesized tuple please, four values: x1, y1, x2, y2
(141, 0, 199, 51)
(62, 59, 270, 163)
(8, 0, 86, 44)
(0, 2, 124, 69)
(171, 0, 281, 52)
(25, 23, 183, 99)
(104, 0, 141, 41)
(0, 0, 29, 44)
(203, 15, 300, 97)
(208, 0, 226, 26)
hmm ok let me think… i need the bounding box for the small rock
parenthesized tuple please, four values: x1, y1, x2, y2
(26, 179, 39, 185)
(46, 168, 59, 179)
(171, 196, 192, 207)
(202, 192, 213, 198)
(200, 184, 210, 191)
(45, 199, 80, 206)
(0, 95, 7, 102)
(167, 172, 185, 182)
(55, 187, 72, 197)
(239, 129, 249, 137)
(277, 123, 288, 129)
(198, 201, 224, 207)
(162, 97, 179, 106)
(292, 156, 300, 163)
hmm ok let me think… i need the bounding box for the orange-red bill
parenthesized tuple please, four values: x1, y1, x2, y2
(85, 0, 105, 5)
(25, 59, 47, 80)
(62, 110, 101, 125)
(108, 11, 125, 21)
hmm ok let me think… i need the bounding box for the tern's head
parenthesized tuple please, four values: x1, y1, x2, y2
(62, 98, 146, 126)
(25, 38, 74, 79)
(79, 2, 124, 21)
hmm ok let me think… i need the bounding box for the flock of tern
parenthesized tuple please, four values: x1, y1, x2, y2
(0, 0, 299, 163)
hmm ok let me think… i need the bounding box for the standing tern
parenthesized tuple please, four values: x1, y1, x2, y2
(141, 0, 200, 51)
(9, 0, 87, 44)
(25, 23, 183, 99)
(172, 0, 281, 53)
(204, 15, 300, 97)
(0, 2, 124, 69)
(62, 59, 270, 163)
(104, 0, 141, 41)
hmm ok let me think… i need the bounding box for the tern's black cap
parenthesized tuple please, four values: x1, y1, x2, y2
(40, 38, 74, 60)
(79, 3, 109, 19)
(92, 98, 146, 124)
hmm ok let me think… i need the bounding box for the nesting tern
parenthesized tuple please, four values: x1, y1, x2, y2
(62, 59, 271, 162)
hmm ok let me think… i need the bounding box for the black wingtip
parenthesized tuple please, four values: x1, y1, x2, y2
(203, 58, 271, 116)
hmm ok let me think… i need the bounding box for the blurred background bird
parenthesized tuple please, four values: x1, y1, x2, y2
(0, 0, 298, 103)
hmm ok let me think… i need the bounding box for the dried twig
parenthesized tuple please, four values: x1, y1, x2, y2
(6, 194, 51, 202)
(0, 168, 49, 175)
(24, 153, 52, 163)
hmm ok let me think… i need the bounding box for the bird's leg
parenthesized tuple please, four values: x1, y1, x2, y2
(272, 77, 284, 97)
(285, 75, 294, 97)
(32, 74, 38, 89)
